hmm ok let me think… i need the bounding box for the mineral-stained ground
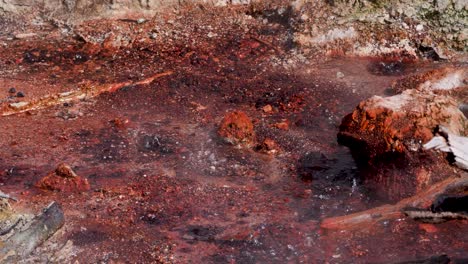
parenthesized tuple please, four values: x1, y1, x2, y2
(0, 1, 467, 263)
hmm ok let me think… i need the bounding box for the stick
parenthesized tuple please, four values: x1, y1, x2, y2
(1, 71, 173, 116)
(320, 175, 468, 230)
(250, 36, 284, 55)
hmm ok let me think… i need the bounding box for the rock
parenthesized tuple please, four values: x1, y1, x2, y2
(110, 117, 130, 129)
(273, 120, 289, 130)
(339, 89, 466, 160)
(257, 138, 279, 154)
(336, 71, 345, 78)
(56, 109, 82, 120)
(54, 163, 78, 178)
(412, 67, 466, 93)
(8, 101, 29, 110)
(262, 104, 273, 113)
(392, 67, 467, 104)
(36, 163, 90, 192)
(218, 111, 255, 147)
(338, 88, 466, 200)
(424, 126, 468, 171)
(307, 27, 357, 45)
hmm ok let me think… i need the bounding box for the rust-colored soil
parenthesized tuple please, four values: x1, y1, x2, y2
(0, 7, 466, 263)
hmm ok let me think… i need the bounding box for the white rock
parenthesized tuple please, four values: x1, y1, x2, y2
(9, 101, 29, 109)
(419, 69, 467, 91)
(424, 127, 468, 171)
(311, 27, 357, 44)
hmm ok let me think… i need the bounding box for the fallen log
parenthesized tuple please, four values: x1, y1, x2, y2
(0, 202, 65, 261)
(320, 174, 468, 230)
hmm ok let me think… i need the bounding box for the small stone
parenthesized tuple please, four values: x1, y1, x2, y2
(377, 16, 386, 24)
(207, 32, 218, 38)
(262, 104, 273, 113)
(274, 120, 289, 130)
(9, 101, 29, 109)
(182, 234, 195, 240)
(58, 91, 74, 97)
(111, 117, 129, 128)
(55, 163, 78, 178)
(56, 109, 81, 120)
(258, 138, 279, 154)
(416, 24, 424, 31)
(419, 223, 438, 233)
(16, 91, 25, 97)
(336, 71, 345, 78)
(8, 87, 16, 93)
(137, 18, 146, 24)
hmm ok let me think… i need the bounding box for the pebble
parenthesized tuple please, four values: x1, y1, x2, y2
(16, 91, 25, 97)
(182, 234, 194, 240)
(336, 71, 345, 78)
(207, 32, 218, 38)
(8, 87, 16, 93)
(9, 101, 29, 109)
(262, 104, 273, 113)
(274, 121, 289, 131)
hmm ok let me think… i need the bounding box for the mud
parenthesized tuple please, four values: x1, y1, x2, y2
(0, 5, 467, 264)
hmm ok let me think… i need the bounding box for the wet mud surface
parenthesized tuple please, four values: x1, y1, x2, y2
(0, 11, 467, 263)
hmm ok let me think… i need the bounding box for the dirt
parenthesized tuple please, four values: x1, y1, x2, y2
(0, 5, 467, 264)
